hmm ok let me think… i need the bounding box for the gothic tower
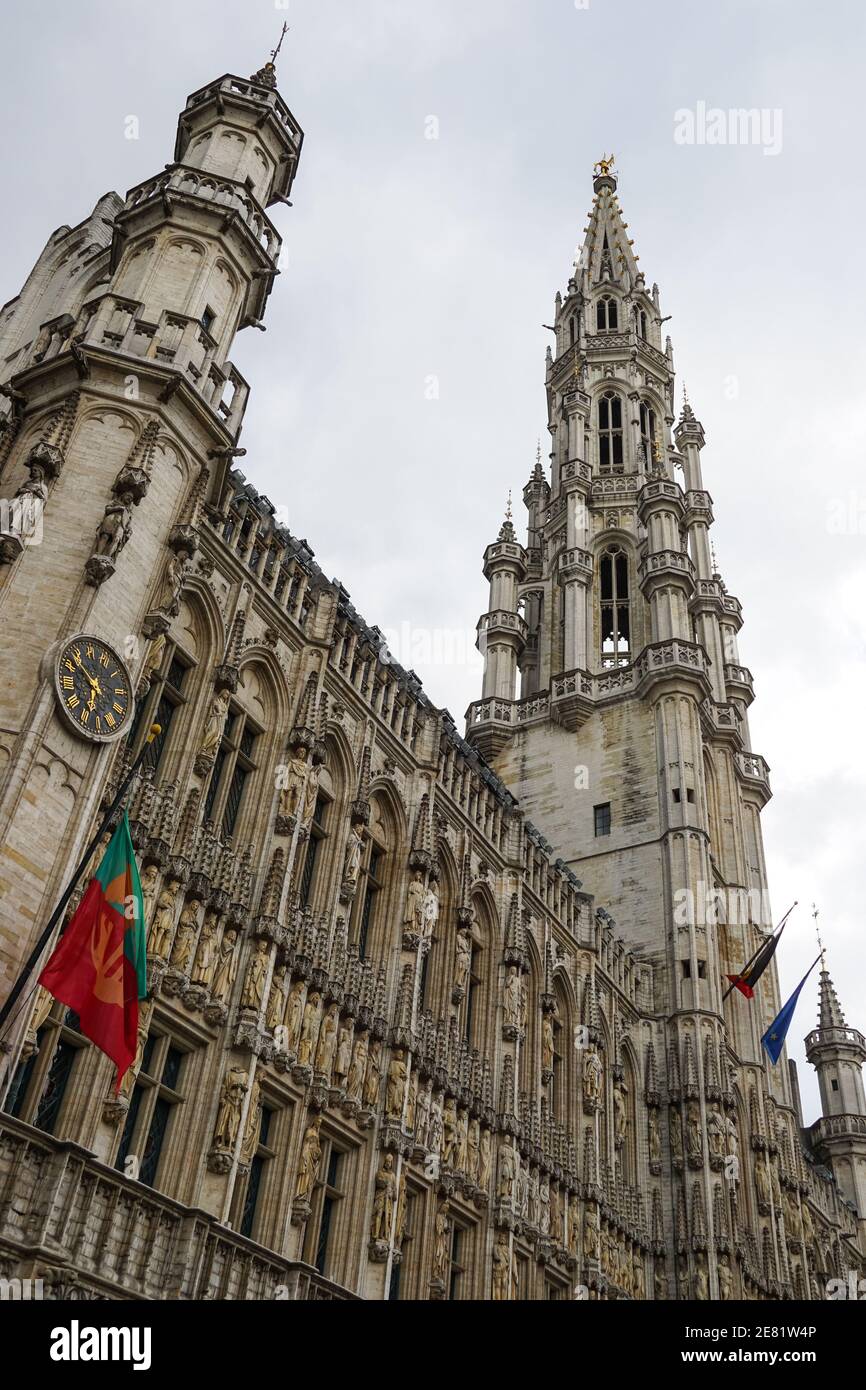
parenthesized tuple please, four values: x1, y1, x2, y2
(467, 159, 805, 1290)
(805, 963, 866, 1223)
(0, 57, 303, 1054)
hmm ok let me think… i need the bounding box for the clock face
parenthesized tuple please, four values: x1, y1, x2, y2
(55, 635, 134, 743)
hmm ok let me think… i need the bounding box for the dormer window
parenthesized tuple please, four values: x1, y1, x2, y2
(598, 392, 624, 472)
(596, 295, 618, 332)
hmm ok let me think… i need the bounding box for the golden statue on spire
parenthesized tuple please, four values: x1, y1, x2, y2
(594, 154, 616, 177)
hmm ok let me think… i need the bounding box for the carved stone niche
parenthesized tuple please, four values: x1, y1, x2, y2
(168, 523, 199, 557)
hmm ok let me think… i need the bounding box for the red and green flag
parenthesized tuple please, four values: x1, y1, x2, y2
(39, 813, 147, 1090)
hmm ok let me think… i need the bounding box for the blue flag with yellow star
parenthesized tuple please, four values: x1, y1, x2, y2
(761, 955, 822, 1065)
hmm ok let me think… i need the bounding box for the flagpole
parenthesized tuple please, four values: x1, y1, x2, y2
(720, 901, 797, 1003)
(0, 723, 161, 1043)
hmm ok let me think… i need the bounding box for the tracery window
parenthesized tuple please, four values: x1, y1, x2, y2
(596, 295, 618, 331)
(600, 545, 631, 667)
(598, 392, 624, 473)
(639, 401, 657, 470)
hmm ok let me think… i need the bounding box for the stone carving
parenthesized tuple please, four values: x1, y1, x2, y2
(479, 1127, 492, 1190)
(85, 492, 134, 584)
(342, 824, 364, 890)
(284, 978, 306, 1052)
(297, 991, 322, 1068)
(583, 1050, 602, 1108)
(156, 550, 190, 618)
(198, 688, 231, 764)
(686, 1100, 703, 1165)
(707, 1104, 726, 1165)
(148, 879, 180, 959)
(371, 1154, 397, 1243)
(613, 1082, 627, 1147)
(584, 1203, 600, 1261)
(295, 1114, 323, 1201)
(454, 929, 472, 996)
(240, 1073, 261, 1167)
(432, 1201, 451, 1285)
(386, 1048, 407, 1119)
(241, 939, 270, 1011)
(442, 1096, 458, 1167)
(213, 1067, 247, 1152)
(648, 1107, 661, 1166)
(346, 1030, 368, 1102)
(503, 966, 522, 1030)
(718, 1253, 734, 1300)
(362, 1038, 382, 1108)
(415, 1077, 432, 1147)
(541, 1013, 555, 1075)
(277, 746, 314, 828)
(266, 964, 288, 1034)
(422, 880, 439, 939)
(497, 1135, 517, 1202)
(334, 1022, 353, 1087)
(427, 1091, 443, 1156)
(467, 1117, 480, 1183)
(140, 864, 159, 932)
(492, 1233, 510, 1300)
(191, 912, 219, 988)
(211, 927, 239, 1003)
(405, 1070, 417, 1132)
(169, 898, 201, 974)
(315, 1003, 340, 1079)
(403, 871, 425, 939)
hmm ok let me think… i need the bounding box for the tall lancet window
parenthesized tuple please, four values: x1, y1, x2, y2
(600, 545, 631, 668)
(639, 401, 656, 470)
(596, 295, 618, 331)
(598, 392, 624, 472)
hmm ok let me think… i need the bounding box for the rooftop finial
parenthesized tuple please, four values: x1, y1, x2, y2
(592, 154, 618, 195)
(506, 489, 513, 525)
(594, 154, 616, 178)
(251, 21, 289, 88)
(271, 20, 289, 63)
(710, 539, 720, 577)
(813, 903, 826, 964)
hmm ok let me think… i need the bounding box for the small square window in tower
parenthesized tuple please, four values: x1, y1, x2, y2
(594, 803, 611, 837)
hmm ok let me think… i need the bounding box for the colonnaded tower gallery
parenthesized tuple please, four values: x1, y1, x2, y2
(0, 54, 864, 1302)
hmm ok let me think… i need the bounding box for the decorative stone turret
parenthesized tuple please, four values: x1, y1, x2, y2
(806, 961, 866, 1226)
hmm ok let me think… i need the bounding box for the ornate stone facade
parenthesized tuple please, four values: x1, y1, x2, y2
(0, 61, 863, 1302)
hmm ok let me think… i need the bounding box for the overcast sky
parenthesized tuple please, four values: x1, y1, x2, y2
(3, 0, 865, 1126)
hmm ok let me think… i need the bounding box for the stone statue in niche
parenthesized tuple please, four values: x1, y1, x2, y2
(295, 1114, 323, 1202)
(169, 899, 201, 974)
(198, 688, 231, 762)
(213, 1067, 247, 1151)
(241, 938, 270, 1011)
(403, 871, 425, 938)
(284, 978, 306, 1052)
(211, 926, 239, 1003)
(346, 1030, 368, 1102)
(297, 991, 322, 1068)
(371, 1154, 397, 1243)
(148, 879, 180, 959)
(191, 911, 219, 988)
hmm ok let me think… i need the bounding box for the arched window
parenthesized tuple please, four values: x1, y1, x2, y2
(350, 794, 398, 962)
(298, 765, 334, 911)
(600, 545, 631, 668)
(569, 315, 576, 345)
(596, 295, 618, 332)
(203, 699, 261, 837)
(635, 308, 648, 340)
(128, 638, 193, 775)
(598, 392, 624, 472)
(639, 401, 656, 470)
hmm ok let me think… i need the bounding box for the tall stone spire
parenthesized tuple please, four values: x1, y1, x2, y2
(805, 939, 866, 1223)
